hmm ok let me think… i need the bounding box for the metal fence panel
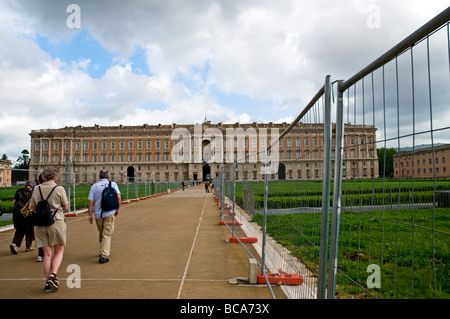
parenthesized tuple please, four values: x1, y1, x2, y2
(214, 8, 449, 299)
(2, 8, 449, 300)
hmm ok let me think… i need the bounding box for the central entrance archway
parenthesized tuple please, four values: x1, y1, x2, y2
(127, 166, 135, 183)
(203, 163, 211, 181)
(278, 163, 286, 180)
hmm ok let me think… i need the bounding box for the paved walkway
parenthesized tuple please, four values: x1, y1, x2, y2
(0, 186, 286, 299)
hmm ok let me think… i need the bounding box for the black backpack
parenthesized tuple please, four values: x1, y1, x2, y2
(33, 186, 59, 226)
(101, 181, 119, 217)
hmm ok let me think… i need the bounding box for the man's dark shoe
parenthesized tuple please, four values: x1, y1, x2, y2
(99, 255, 109, 263)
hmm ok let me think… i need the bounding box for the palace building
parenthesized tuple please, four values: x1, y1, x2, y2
(0, 158, 12, 187)
(393, 144, 450, 179)
(28, 122, 378, 184)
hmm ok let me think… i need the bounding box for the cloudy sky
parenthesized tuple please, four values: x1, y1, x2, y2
(1, 0, 449, 162)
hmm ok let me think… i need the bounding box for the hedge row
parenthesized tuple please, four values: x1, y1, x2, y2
(249, 191, 436, 209)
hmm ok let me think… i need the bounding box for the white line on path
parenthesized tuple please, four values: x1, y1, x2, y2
(176, 194, 207, 299)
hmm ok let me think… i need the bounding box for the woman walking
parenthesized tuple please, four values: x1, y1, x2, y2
(10, 180, 36, 254)
(29, 166, 68, 293)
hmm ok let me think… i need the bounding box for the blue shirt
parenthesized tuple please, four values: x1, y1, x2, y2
(88, 179, 121, 219)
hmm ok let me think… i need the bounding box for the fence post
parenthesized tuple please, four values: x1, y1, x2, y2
(261, 148, 269, 275)
(327, 80, 345, 299)
(73, 172, 76, 213)
(317, 75, 332, 299)
(126, 178, 129, 200)
(243, 161, 248, 191)
(232, 160, 236, 237)
(220, 172, 225, 220)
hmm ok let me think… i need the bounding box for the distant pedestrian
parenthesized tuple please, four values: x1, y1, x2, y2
(181, 181, 185, 191)
(88, 169, 121, 264)
(10, 180, 36, 255)
(29, 166, 69, 293)
(204, 180, 211, 193)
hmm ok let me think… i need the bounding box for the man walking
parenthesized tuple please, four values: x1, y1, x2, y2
(88, 169, 121, 263)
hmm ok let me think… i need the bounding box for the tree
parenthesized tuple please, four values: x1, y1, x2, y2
(12, 149, 30, 184)
(377, 147, 397, 178)
(14, 149, 30, 169)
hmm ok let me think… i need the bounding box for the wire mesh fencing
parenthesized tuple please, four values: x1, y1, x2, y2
(0, 169, 182, 219)
(214, 8, 450, 299)
(2, 7, 449, 301)
(331, 10, 450, 299)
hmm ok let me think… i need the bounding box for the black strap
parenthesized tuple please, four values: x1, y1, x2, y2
(38, 185, 58, 201)
(100, 181, 112, 218)
(38, 185, 59, 217)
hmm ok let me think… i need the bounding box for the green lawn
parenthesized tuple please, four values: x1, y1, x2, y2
(252, 207, 449, 298)
(240, 179, 450, 299)
(0, 181, 181, 227)
(233, 179, 450, 209)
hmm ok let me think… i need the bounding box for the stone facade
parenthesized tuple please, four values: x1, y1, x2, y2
(0, 159, 12, 187)
(393, 144, 450, 179)
(29, 122, 378, 184)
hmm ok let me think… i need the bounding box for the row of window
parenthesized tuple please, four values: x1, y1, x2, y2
(78, 165, 189, 172)
(34, 147, 379, 164)
(225, 168, 375, 180)
(76, 172, 186, 183)
(35, 140, 172, 151)
(35, 152, 172, 164)
(34, 134, 374, 153)
(396, 156, 447, 167)
(398, 167, 448, 176)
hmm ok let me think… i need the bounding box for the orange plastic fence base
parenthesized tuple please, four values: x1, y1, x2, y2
(229, 237, 257, 243)
(257, 273, 304, 285)
(219, 221, 240, 225)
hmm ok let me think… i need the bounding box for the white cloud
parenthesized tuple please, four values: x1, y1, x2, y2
(1, 0, 449, 162)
